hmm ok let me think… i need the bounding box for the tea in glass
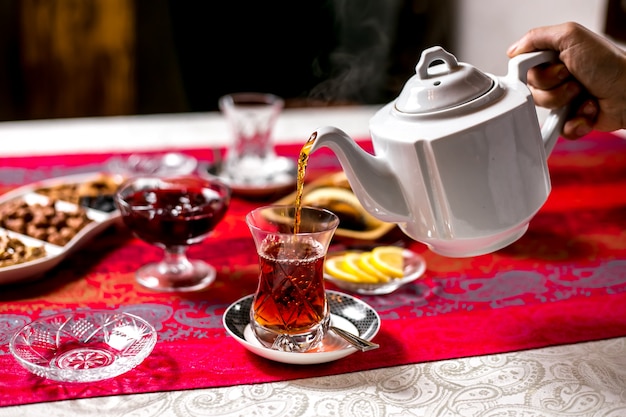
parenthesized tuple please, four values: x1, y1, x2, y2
(246, 205, 339, 352)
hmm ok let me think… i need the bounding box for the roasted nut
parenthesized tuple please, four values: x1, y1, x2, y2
(0, 234, 46, 267)
(0, 198, 93, 246)
(36, 175, 120, 205)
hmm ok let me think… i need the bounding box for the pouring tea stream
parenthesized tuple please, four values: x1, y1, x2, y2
(308, 46, 568, 257)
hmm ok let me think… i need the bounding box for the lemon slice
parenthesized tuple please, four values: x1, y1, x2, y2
(357, 253, 391, 283)
(325, 256, 361, 282)
(341, 253, 380, 283)
(371, 246, 404, 278)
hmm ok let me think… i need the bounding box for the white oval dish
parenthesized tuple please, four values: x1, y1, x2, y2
(0, 173, 121, 285)
(223, 290, 380, 365)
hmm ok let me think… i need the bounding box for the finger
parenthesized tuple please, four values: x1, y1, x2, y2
(575, 98, 598, 121)
(526, 63, 570, 90)
(507, 22, 579, 56)
(556, 94, 598, 139)
(528, 80, 580, 109)
(562, 116, 593, 139)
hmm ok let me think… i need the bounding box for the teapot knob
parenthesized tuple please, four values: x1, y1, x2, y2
(416, 46, 458, 79)
(396, 46, 494, 114)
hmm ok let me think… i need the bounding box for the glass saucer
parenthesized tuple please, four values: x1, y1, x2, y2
(9, 310, 157, 383)
(223, 290, 380, 365)
(324, 248, 427, 295)
(201, 156, 296, 198)
(107, 152, 198, 179)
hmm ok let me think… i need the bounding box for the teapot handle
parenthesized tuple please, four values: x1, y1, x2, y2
(507, 50, 569, 155)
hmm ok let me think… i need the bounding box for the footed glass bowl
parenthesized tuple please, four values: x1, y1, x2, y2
(9, 310, 157, 383)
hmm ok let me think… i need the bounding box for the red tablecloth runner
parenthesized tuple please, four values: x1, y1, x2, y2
(1, 133, 626, 407)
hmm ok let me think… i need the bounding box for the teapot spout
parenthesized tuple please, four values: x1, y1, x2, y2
(309, 126, 410, 222)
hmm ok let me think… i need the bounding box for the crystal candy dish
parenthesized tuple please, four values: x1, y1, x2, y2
(9, 310, 157, 383)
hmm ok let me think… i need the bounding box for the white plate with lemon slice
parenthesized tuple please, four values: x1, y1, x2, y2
(324, 246, 426, 295)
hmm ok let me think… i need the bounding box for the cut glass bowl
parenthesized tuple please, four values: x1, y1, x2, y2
(9, 310, 157, 383)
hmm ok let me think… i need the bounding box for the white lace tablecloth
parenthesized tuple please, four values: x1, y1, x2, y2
(2, 337, 625, 416)
(1, 108, 625, 416)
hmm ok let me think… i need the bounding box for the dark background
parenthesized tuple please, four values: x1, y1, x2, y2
(0, 0, 454, 121)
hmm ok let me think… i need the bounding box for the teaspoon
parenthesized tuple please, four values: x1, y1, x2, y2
(330, 326, 380, 351)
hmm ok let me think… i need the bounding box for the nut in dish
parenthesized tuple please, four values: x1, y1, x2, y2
(0, 233, 46, 267)
(0, 198, 93, 246)
(36, 174, 121, 212)
(0, 173, 122, 285)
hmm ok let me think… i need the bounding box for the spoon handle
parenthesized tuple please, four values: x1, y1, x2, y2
(330, 326, 380, 352)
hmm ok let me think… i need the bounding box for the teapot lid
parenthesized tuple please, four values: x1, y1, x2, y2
(395, 46, 495, 114)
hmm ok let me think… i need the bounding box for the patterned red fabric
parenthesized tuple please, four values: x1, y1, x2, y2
(0, 133, 625, 406)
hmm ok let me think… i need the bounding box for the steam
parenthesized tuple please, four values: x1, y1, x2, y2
(308, 0, 402, 104)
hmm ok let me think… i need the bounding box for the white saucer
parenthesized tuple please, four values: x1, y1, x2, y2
(223, 290, 380, 365)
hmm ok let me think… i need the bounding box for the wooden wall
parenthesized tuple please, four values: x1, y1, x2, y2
(11, 0, 135, 120)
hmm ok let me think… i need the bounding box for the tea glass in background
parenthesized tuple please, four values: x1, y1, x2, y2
(246, 205, 339, 352)
(219, 92, 294, 187)
(115, 175, 231, 292)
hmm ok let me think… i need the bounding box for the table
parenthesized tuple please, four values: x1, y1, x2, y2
(1, 107, 626, 416)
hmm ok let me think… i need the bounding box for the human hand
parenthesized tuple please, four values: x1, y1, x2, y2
(508, 22, 626, 139)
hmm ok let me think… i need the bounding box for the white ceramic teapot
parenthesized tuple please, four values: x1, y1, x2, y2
(309, 46, 568, 257)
